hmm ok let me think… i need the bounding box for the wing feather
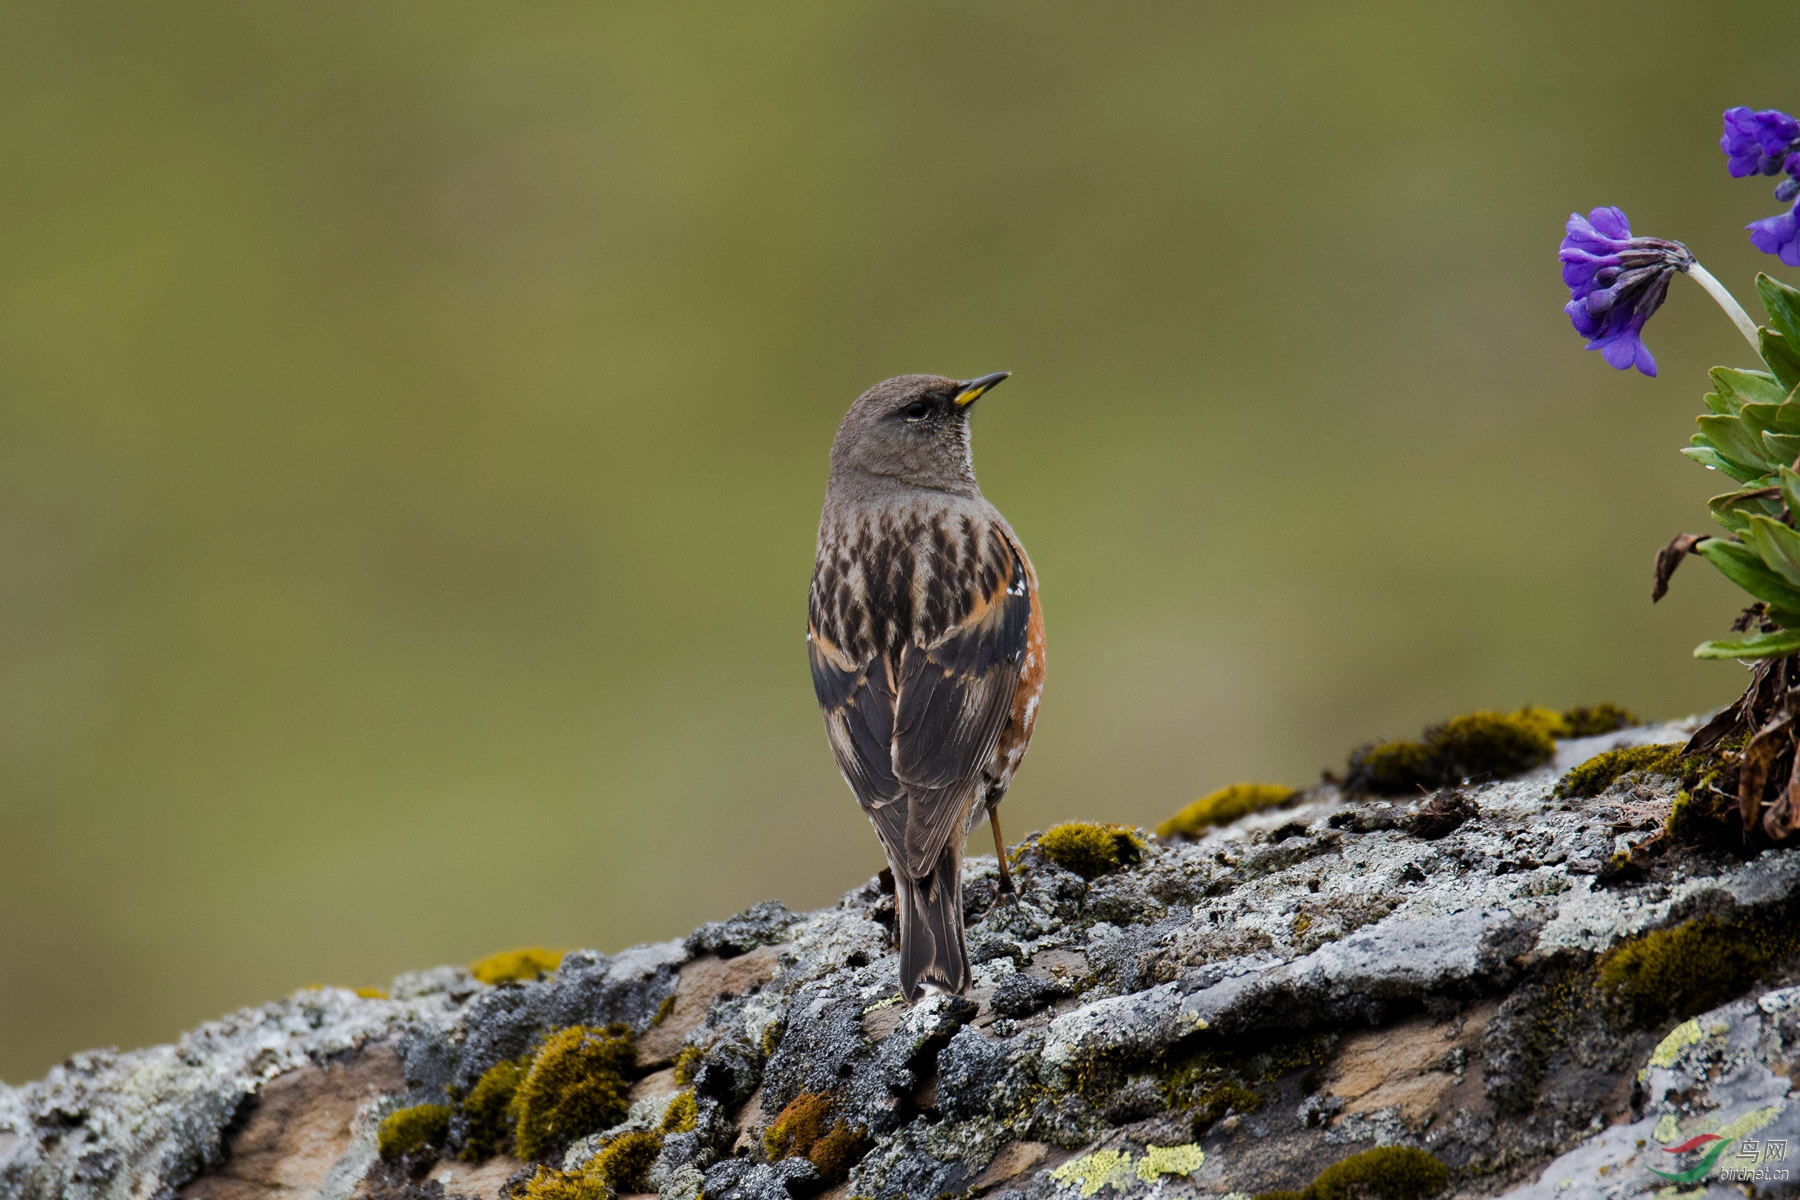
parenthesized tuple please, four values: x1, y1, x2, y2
(810, 530, 1033, 881)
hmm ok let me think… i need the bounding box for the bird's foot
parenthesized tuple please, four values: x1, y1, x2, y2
(985, 883, 1020, 916)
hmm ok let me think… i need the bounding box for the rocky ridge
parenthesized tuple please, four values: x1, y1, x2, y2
(7, 718, 1800, 1199)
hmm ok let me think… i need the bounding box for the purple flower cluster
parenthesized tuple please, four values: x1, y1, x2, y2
(1560, 207, 1693, 376)
(1722, 106, 1800, 266)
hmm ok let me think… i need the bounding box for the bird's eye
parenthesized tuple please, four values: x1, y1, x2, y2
(902, 401, 932, 422)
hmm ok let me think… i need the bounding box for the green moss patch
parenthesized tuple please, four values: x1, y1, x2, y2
(458, 1055, 528, 1160)
(1156, 784, 1298, 838)
(1597, 915, 1777, 1026)
(469, 946, 566, 986)
(1561, 703, 1638, 736)
(1156, 1035, 1333, 1132)
(1345, 709, 1558, 794)
(1037, 822, 1146, 879)
(511, 1023, 636, 1161)
(659, 1089, 698, 1134)
(585, 1129, 663, 1192)
(519, 1165, 611, 1200)
(1255, 1146, 1449, 1200)
(376, 1103, 450, 1161)
(1556, 744, 1682, 799)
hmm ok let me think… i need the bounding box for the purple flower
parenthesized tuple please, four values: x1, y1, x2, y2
(1559, 206, 1693, 377)
(1722, 106, 1800, 178)
(1749, 204, 1800, 267)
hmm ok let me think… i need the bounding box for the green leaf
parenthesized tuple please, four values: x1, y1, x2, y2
(1746, 514, 1800, 587)
(1712, 366, 1788, 407)
(1709, 489, 1783, 534)
(1780, 466, 1800, 516)
(1758, 273, 1800, 347)
(1765, 431, 1800, 464)
(1698, 537, 1800, 610)
(1761, 328, 1800, 391)
(1697, 414, 1773, 470)
(1684, 444, 1765, 483)
(1743, 402, 1800, 437)
(1695, 628, 1800, 660)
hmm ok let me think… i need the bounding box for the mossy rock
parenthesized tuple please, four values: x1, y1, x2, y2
(1561, 703, 1637, 737)
(1036, 822, 1146, 879)
(1156, 783, 1298, 838)
(376, 1103, 450, 1161)
(518, 1164, 611, 1200)
(764, 1091, 868, 1184)
(584, 1129, 664, 1193)
(510, 1024, 635, 1162)
(659, 1088, 698, 1134)
(1346, 709, 1557, 795)
(470, 946, 566, 986)
(1255, 1145, 1449, 1200)
(1556, 744, 1681, 799)
(1597, 915, 1775, 1026)
(459, 1055, 528, 1160)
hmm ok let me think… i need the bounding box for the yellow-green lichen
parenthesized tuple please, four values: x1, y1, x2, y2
(1038, 822, 1146, 879)
(652, 994, 676, 1025)
(1156, 784, 1298, 839)
(354, 986, 389, 1000)
(1556, 744, 1681, 799)
(459, 1055, 529, 1161)
(1645, 1019, 1704, 1072)
(1254, 1146, 1449, 1200)
(1597, 916, 1771, 1026)
(660, 1089, 698, 1134)
(376, 1103, 450, 1161)
(1346, 709, 1557, 795)
(1052, 1149, 1138, 1198)
(470, 946, 566, 986)
(510, 1024, 635, 1161)
(1135, 1144, 1206, 1183)
(1048, 1145, 1205, 1197)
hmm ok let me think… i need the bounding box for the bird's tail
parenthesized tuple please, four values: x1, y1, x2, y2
(896, 842, 969, 1001)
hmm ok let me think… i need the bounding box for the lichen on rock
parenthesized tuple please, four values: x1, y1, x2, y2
(23, 711, 1800, 1200)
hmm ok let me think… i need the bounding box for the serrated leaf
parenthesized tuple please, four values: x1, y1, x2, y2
(1684, 443, 1765, 483)
(1761, 328, 1800, 391)
(1712, 366, 1788, 407)
(1758, 273, 1800, 347)
(1744, 402, 1800, 437)
(1697, 414, 1773, 469)
(1698, 537, 1800, 610)
(1746, 515, 1800, 587)
(1695, 628, 1800, 660)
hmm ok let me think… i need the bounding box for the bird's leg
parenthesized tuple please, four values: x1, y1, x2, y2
(988, 806, 1019, 910)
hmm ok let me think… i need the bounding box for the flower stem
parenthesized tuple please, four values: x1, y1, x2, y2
(1684, 260, 1762, 352)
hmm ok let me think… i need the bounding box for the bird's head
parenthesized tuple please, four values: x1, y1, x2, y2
(827, 372, 1010, 497)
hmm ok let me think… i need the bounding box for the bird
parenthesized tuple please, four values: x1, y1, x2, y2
(807, 371, 1047, 1001)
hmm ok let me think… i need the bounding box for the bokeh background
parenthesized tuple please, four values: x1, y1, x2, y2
(4, 2, 1799, 1082)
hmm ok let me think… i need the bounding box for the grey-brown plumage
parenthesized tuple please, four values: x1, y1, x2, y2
(808, 373, 1047, 1001)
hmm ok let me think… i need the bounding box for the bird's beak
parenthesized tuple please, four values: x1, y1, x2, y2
(953, 371, 1011, 408)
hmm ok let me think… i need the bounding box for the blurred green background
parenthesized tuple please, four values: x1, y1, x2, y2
(3, 1, 1798, 1082)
